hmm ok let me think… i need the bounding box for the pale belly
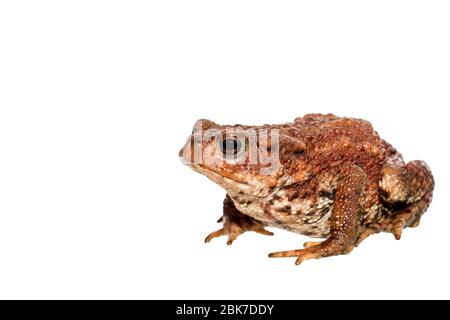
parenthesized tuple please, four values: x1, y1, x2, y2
(232, 192, 382, 238)
(232, 194, 334, 238)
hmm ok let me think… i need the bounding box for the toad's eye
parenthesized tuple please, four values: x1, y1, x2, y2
(220, 138, 242, 156)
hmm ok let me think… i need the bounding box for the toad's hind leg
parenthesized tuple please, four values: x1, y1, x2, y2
(269, 164, 366, 265)
(357, 160, 434, 245)
(205, 194, 273, 245)
(385, 160, 434, 239)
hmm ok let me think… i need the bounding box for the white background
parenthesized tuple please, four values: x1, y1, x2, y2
(0, 1, 449, 299)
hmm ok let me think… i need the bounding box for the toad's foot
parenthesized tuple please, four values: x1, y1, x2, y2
(205, 220, 273, 245)
(387, 207, 424, 240)
(205, 194, 273, 245)
(355, 211, 423, 247)
(303, 241, 321, 249)
(269, 239, 354, 265)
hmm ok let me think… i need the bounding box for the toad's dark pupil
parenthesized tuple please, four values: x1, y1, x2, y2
(222, 139, 241, 155)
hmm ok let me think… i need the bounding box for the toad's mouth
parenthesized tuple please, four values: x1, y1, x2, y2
(191, 164, 249, 186)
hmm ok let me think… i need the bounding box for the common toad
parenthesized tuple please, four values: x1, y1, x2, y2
(179, 114, 434, 265)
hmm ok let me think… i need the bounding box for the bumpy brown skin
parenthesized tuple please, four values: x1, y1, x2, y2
(180, 113, 434, 265)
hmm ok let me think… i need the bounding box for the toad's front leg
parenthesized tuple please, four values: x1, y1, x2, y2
(205, 194, 273, 245)
(269, 164, 366, 265)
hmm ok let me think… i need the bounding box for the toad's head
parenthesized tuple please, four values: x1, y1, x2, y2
(179, 119, 308, 198)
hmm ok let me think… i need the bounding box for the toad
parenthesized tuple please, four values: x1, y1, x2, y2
(179, 114, 434, 265)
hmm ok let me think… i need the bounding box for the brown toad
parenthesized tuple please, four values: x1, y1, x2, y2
(179, 114, 434, 265)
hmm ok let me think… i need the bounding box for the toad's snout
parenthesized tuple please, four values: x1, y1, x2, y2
(179, 134, 203, 163)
